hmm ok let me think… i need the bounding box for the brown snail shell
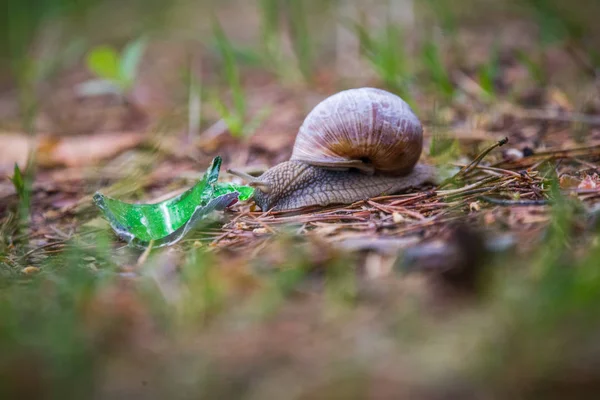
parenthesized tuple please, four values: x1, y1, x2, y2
(290, 87, 423, 176)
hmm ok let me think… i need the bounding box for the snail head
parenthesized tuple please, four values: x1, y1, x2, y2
(226, 169, 272, 194)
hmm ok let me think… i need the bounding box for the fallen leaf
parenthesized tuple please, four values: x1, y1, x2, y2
(37, 131, 146, 167)
(0, 131, 146, 172)
(559, 174, 582, 189)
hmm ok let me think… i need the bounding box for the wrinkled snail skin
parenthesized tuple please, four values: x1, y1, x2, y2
(231, 87, 436, 211)
(252, 161, 436, 211)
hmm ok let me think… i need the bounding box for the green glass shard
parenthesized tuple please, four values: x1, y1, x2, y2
(93, 156, 254, 248)
(213, 182, 254, 201)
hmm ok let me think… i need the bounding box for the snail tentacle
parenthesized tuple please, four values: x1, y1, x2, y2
(227, 169, 272, 193)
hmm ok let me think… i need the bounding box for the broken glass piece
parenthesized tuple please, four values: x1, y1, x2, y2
(93, 156, 254, 248)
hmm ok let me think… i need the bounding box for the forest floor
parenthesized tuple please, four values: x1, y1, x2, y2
(2, 1, 600, 398)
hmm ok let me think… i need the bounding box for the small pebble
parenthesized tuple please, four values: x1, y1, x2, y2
(504, 148, 524, 161)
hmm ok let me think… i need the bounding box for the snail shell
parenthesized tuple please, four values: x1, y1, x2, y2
(290, 87, 423, 176)
(227, 87, 435, 211)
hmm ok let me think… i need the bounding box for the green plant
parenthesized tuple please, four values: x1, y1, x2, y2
(78, 37, 148, 98)
(0, 241, 116, 398)
(324, 256, 357, 308)
(175, 248, 227, 322)
(352, 21, 414, 106)
(515, 49, 548, 86)
(524, 0, 599, 76)
(210, 19, 270, 138)
(477, 41, 500, 100)
(528, 0, 581, 46)
(285, 0, 313, 82)
(420, 39, 455, 100)
(9, 163, 32, 226)
(258, 0, 282, 65)
(182, 56, 202, 140)
(425, 0, 458, 35)
(9, 164, 26, 200)
(256, 0, 312, 82)
(429, 131, 459, 160)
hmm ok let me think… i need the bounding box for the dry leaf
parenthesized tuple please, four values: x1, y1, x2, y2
(559, 174, 582, 189)
(0, 131, 146, 172)
(37, 131, 146, 167)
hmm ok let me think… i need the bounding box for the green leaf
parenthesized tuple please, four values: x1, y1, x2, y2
(286, 0, 312, 81)
(259, 0, 281, 60)
(350, 20, 413, 105)
(10, 163, 25, 198)
(10, 162, 32, 224)
(86, 45, 120, 80)
(212, 18, 246, 120)
(536, 6, 568, 46)
(210, 93, 243, 137)
(429, 133, 458, 158)
(93, 156, 254, 248)
(421, 41, 454, 98)
(119, 37, 148, 85)
(478, 42, 500, 98)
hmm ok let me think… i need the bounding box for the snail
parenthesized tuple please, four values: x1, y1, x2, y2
(228, 87, 436, 211)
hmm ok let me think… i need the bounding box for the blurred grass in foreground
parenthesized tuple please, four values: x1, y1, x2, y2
(2, 180, 600, 397)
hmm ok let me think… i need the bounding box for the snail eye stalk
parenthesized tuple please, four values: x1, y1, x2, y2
(227, 169, 272, 193)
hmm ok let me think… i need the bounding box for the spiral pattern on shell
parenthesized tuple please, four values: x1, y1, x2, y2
(290, 87, 423, 176)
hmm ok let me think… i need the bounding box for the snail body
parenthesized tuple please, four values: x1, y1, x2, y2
(229, 87, 436, 211)
(251, 160, 435, 211)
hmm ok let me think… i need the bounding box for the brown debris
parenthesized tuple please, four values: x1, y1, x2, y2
(0, 131, 147, 172)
